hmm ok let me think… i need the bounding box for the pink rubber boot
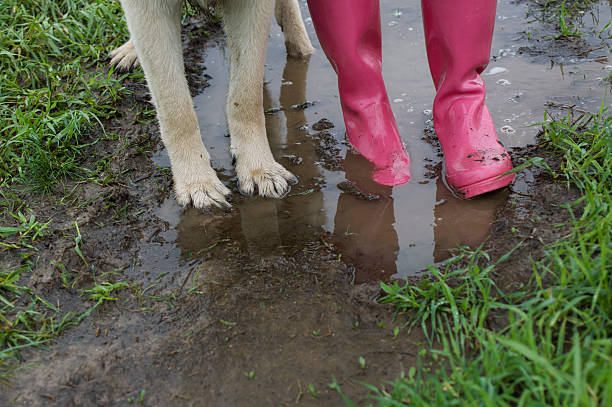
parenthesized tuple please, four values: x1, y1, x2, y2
(307, 0, 411, 186)
(422, 0, 514, 198)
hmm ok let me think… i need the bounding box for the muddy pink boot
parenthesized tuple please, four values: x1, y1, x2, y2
(422, 0, 514, 198)
(307, 0, 411, 186)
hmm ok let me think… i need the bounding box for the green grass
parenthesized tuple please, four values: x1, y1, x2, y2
(0, 212, 50, 250)
(0, 0, 138, 192)
(526, 0, 608, 39)
(551, 0, 583, 38)
(334, 110, 611, 406)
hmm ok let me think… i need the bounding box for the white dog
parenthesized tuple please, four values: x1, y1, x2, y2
(110, 0, 313, 208)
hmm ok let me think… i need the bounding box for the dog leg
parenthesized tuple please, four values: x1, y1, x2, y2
(222, 0, 297, 198)
(121, 0, 230, 208)
(109, 39, 140, 72)
(275, 0, 314, 56)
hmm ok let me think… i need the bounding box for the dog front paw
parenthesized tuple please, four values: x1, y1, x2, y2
(235, 159, 297, 198)
(286, 37, 314, 58)
(109, 40, 140, 72)
(174, 175, 231, 209)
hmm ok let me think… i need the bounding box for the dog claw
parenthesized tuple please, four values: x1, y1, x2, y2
(175, 180, 231, 209)
(109, 40, 140, 72)
(236, 161, 295, 199)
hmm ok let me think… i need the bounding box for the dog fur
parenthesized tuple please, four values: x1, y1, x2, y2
(111, 0, 313, 208)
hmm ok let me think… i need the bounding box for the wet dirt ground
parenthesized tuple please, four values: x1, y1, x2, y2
(2, 0, 610, 406)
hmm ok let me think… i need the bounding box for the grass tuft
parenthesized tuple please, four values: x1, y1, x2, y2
(0, 0, 139, 191)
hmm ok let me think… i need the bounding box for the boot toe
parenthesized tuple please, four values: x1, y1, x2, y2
(444, 151, 513, 198)
(372, 155, 412, 186)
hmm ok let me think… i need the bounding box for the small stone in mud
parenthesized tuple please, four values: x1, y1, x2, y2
(312, 118, 334, 131)
(283, 154, 303, 165)
(485, 66, 508, 75)
(291, 101, 315, 110)
(311, 129, 343, 171)
(265, 107, 282, 114)
(517, 46, 530, 54)
(337, 181, 382, 201)
(423, 162, 442, 179)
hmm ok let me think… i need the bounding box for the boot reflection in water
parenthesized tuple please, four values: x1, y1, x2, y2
(307, 0, 514, 198)
(432, 176, 509, 263)
(332, 150, 399, 283)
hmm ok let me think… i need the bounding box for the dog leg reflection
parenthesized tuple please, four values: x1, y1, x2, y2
(238, 53, 324, 253)
(279, 55, 326, 231)
(333, 150, 400, 283)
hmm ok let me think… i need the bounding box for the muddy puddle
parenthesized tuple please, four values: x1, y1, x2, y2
(151, 0, 611, 282)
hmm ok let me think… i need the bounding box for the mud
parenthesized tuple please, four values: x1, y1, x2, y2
(9, 250, 428, 407)
(1, 1, 610, 406)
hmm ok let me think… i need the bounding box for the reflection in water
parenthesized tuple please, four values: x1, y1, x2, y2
(332, 150, 399, 283)
(432, 176, 510, 263)
(163, 0, 608, 281)
(333, 152, 509, 282)
(239, 198, 281, 253)
(238, 53, 328, 254)
(277, 53, 326, 231)
(173, 42, 512, 281)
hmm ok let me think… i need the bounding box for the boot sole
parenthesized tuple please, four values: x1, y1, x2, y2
(443, 163, 514, 199)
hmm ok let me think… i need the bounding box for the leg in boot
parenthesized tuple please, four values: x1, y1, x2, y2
(422, 0, 514, 198)
(307, 0, 411, 186)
